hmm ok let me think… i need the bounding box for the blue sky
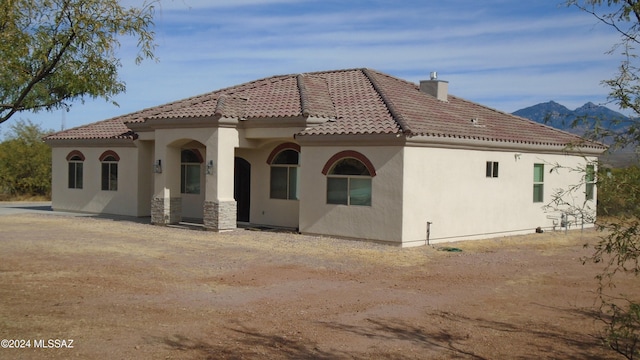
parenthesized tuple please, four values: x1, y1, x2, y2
(3, 0, 624, 132)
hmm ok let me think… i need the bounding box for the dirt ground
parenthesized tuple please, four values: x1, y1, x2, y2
(0, 213, 636, 359)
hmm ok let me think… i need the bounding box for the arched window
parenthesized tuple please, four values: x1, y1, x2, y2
(100, 151, 119, 191)
(269, 149, 299, 200)
(325, 153, 374, 206)
(181, 149, 202, 194)
(67, 151, 85, 189)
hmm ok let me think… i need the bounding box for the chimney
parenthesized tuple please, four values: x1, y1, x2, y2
(420, 72, 448, 102)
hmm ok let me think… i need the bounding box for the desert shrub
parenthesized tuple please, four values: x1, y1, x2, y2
(597, 166, 640, 217)
(0, 120, 52, 198)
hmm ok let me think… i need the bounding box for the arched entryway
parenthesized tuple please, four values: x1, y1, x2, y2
(234, 157, 251, 223)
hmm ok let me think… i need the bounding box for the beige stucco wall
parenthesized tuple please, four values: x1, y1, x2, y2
(151, 127, 239, 220)
(236, 143, 300, 228)
(298, 145, 405, 243)
(136, 140, 154, 216)
(401, 146, 597, 246)
(49, 124, 599, 247)
(152, 128, 208, 207)
(50, 145, 142, 216)
(50, 126, 245, 225)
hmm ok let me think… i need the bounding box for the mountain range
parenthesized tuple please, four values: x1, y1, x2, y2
(512, 101, 629, 134)
(512, 101, 635, 167)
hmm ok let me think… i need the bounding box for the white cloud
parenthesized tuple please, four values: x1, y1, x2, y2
(9, 1, 628, 130)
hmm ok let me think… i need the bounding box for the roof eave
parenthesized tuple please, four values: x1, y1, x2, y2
(44, 137, 137, 148)
(138, 115, 228, 129)
(295, 132, 406, 146)
(406, 134, 607, 155)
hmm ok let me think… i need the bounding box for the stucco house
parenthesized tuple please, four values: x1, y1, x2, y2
(44, 68, 606, 246)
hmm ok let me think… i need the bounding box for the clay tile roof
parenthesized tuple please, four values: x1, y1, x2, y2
(43, 68, 606, 150)
(297, 74, 336, 118)
(298, 69, 400, 135)
(43, 117, 137, 141)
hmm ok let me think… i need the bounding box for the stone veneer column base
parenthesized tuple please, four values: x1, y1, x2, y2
(151, 197, 182, 225)
(204, 200, 237, 231)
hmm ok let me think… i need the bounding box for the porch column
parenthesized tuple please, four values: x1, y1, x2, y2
(203, 127, 239, 231)
(151, 143, 182, 225)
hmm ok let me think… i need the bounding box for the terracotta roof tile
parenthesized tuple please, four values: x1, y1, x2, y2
(44, 68, 606, 150)
(44, 117, 136, 141)
(297, 74, 336, 118)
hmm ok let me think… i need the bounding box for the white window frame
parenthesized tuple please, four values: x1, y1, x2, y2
(68, 156, 83, 189)
(101, 155, 118, 191)
(181, 150, 202, 195)
(270, 149, 300, 200)
(326, 158, 372, 206)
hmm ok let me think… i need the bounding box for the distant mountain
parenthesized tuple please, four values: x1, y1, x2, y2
(512, 101, 628, 134)
(513, 101, 636, 167)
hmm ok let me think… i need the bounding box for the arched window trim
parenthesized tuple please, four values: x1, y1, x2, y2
(182, 149, 204, 164)
(66, 150, 85, 161)
(266, 142, 301, 164)
(67, 151, 84, 189)
(99, 150, 120, 162)
(324, 151, 374, 207)
(321, 151, 376, 177)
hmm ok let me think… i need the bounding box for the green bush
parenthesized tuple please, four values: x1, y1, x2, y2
(0, 120, 53, 198)
(597, 166, 640, 217)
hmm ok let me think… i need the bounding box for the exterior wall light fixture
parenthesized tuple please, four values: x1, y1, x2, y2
(206, 160, 214, 175)
(154, 159, 162, 173)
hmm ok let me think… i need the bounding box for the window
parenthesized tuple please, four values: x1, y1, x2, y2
(533, 163, 544, 203)
(327, 158, 372, 206)
(100, 152, 119, 191)
(181, 149, 201, 194)
(270, 149, 299, 200)
(67, 151, 84, 189)
(586, 164, 595, 200)
(486, 161, 499, 178)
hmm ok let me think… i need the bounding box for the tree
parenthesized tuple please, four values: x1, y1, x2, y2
(0, 0, 157, 125)
(568, 0, 640, 149)
(567, 1, 640, 358)
(0, 119, 53, 198)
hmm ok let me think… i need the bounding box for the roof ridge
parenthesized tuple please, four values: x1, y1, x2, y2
(214, 94, 229, 117)
(135, 74, 293, 120)
(44, 115, 127, 138)
(135, 69, 364, 119)
(361, 68, 411, 134)
(296, 74, 312, 117)
(224, 74, 290, 97)
(295, 73, 337, 118)
(214, 94, 248, 117)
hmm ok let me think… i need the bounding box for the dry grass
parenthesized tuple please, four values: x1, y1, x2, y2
(0, 212, 627, 359)
(0, 213, 602, 266)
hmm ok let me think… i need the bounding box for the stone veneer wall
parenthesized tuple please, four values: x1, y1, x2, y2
(151, 197, 182, 225)
(204, 200, 237, 231)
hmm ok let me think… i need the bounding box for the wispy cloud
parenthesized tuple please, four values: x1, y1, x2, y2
(10, 0, 627, 130)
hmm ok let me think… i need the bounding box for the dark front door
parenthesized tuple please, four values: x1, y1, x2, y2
(234, 157, 251, 222)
